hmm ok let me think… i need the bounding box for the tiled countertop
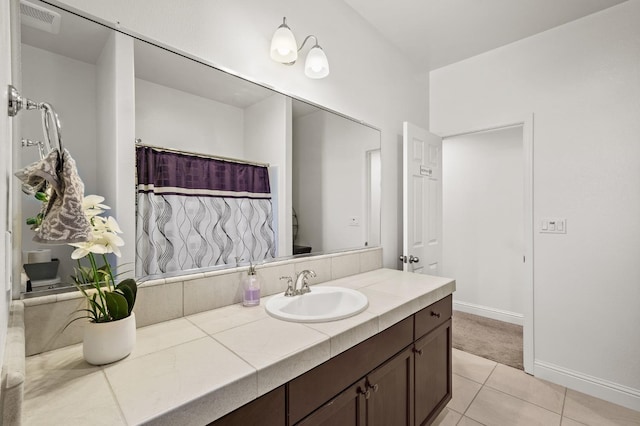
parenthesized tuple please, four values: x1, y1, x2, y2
(23, 268, 455, 425)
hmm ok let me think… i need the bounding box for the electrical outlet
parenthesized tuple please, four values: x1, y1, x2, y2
(348, 216, 360, 227)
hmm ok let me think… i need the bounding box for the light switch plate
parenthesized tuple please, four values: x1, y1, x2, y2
(540, 218, 566, 234)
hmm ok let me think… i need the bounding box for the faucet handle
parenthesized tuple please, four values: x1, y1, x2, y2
(280, 276, 295, 297)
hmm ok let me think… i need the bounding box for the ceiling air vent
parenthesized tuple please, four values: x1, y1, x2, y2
(20, 0, 61, 34)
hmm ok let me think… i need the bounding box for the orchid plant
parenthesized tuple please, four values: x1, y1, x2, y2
(27, 193, 137, 323)
(69, 195, 137, 323)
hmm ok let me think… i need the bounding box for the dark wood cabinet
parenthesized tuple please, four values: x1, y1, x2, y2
(298, 346, 415, 426)
(209, 385, 285, 426)
(366, 346, 414, 426)
(297, 379, 367, 426)
(212, 295, 452, 426)
(288, 317, 413, 425)
(414, 320, 452, 426)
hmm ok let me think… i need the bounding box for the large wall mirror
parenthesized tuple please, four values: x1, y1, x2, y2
(17, 0, 381, 295)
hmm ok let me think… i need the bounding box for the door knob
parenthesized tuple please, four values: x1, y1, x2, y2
(399, 255, 407, 263)
(408, 255, 420, 264)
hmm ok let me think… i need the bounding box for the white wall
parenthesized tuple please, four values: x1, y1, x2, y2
(431, 2, 640, 410)
(323, 113, 380, 252)
(443, 127, 524, 321)
(20, 44, 99, 283)
(136, 79, 245, 159)
(0, 0, 15, 369)
(244, 94, 291, 257)
(96, 31, 136, 277)
(55, 0, 429, 271)
(294, 110, 380, 253)
(292, 110, 324, 250)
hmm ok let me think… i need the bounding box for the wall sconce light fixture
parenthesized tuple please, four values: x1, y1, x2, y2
(270, 17, 330, 79)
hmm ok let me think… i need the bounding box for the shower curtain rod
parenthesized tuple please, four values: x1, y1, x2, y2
(135, 139, 270, 168)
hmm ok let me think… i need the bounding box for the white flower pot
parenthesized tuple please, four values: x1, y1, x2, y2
(83, 312, 136, 365)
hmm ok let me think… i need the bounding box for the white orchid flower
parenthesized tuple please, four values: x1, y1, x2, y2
(70, 207, 125, 259)
(83, 194, 111, 218)
(105, 216, 123, 234)
(70, 243, 92, 260)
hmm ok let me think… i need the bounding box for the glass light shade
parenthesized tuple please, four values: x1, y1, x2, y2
(304, 46, 329, 79)
(270, 25, 298, 63)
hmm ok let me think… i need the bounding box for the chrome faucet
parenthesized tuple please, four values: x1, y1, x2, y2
(281, 270, 316, 296)
(295, 269, 316, 295)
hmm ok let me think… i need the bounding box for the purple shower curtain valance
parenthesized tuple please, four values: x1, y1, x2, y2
(136, 146, 271, 199)
(135, 145, 277, 276)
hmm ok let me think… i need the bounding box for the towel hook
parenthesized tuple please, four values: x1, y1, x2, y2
(8, 84, 38, 116)
(8, 85, 64, 156)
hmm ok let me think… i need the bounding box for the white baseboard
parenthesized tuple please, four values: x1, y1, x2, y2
(535, 360, 640, 412)
(453, 300, 523, 326)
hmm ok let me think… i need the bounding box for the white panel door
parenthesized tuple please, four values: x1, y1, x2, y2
(402, 122, 442, 274)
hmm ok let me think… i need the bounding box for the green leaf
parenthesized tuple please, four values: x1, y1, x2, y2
(105, 291, 129, 321)
(115, 278, 137, 314)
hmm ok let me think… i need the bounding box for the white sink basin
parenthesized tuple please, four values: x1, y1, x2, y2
(265, 286, 369, 323)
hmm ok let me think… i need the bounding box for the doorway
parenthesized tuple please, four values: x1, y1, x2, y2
(442, 120, 534, 373)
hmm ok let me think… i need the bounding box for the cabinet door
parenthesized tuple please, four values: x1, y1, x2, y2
(414, 320, 452, 426)
(296, 379, 367, 426)
(366, 346, 414, 426)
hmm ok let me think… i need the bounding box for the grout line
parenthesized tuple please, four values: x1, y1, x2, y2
(460, 373, 487, 418)
(482, 362, 498, 385)
(101, 368, 130, 425)
(482, 386, 562, 421)
(461, 385, 483, 424)
(560, 386, 569, 423)
(482, 377, 566, 414)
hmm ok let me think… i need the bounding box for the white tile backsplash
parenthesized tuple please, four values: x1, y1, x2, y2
(331, 253, 361, 279)
(360, 248, 383, 272)
(24, 296, 86, 356)
(293, 257, 332, 284)
(134, 281, 184, 328)
(22, 247, 382, 355)
(183, 271, 244, 315)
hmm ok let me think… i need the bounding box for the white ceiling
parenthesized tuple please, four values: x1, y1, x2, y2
(343, 0, 628, 71)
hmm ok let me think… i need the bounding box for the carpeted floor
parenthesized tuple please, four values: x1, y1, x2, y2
(452, 310, 524, 370)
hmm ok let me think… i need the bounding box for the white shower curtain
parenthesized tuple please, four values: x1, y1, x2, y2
(135, 146, 276, 276)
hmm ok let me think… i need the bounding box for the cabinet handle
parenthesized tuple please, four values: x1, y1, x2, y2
(358, 386, 371, 400)
(413, 347, 424, 356)
(430, 311, 441, 319)
(368, 383, 379, 393)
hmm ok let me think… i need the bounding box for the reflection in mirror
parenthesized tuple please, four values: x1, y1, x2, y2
(17, 0, 381, 295)
(292, 101, 381, 254)
(19, 3, 112, 293)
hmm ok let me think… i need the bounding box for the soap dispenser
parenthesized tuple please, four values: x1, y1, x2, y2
(242, 263, 261, 307)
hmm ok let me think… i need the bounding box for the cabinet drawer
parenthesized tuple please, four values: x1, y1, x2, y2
(288, 316, 413, 425)
(414, 295, 452, 340)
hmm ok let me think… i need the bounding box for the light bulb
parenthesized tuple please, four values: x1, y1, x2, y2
(270, 18, 298, 63)
(304, 45, 329, 79)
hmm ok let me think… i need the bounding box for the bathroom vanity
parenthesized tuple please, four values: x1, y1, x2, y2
(216, 295, 452, 426)
(21, 268, 454, 425)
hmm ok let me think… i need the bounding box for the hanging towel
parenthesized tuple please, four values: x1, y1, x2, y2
(15, 149, 91, 244)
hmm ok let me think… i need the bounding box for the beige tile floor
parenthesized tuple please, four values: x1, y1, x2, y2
(432, 349, 640, 426)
